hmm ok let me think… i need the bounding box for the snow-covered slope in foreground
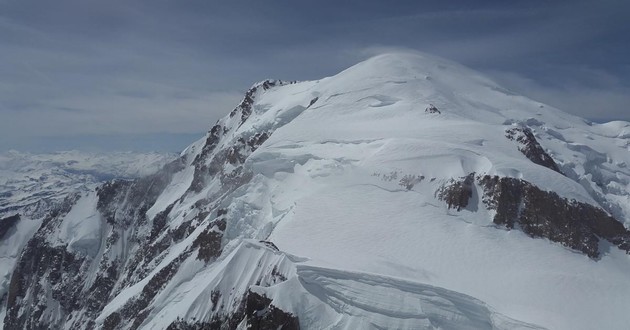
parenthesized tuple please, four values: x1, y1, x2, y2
(4, 53, 630, 330)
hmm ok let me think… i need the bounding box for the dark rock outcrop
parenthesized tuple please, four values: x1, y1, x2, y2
(245, 290, 299, 330)
(193, 218, 226, 262)
(165, 289, 298, 330)
(0, 214, 20, 239)
(86, 261, 119, 313)
(150, 203, 176, 241)
(190, 124, 224, 193)
(4, 193, 87, 329)
(229, 80, 278, 126)
(5, 238, 85, 329)
(437, 173, 475, 211)
(479, 175, 630, 258)
(505, 127, 562, 174)
(189, 81, 277, 194)
(399, 174, 424, 190)
(307, 97, 319, 108)
(4, 157, 187, 328)
(425, 104, 441, 114)
(259, 240, 279, 251)
(436, 173, 630, 259)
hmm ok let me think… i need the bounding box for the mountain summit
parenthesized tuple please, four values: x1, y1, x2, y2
(2, 53, 630, 330)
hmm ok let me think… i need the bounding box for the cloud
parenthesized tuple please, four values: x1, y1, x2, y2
(0, 0, 628, 151)
(487, 69, 630, 121)
(0, 91, 243, 137)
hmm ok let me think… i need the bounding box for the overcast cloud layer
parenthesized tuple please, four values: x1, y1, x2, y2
(1, 0, 629, 151)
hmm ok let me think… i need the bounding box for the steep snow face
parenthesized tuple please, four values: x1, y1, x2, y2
(4, 53, 630, 330)
(55, 192, 102, 256)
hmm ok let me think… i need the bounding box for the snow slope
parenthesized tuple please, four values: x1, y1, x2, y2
(4, 53, 630, 330)
(138, 240, 544, 330)
(241, 54, 630, 328)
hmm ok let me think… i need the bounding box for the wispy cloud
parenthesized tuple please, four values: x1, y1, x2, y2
(487, 69, 630, 122)
(0, 0, 628, 151)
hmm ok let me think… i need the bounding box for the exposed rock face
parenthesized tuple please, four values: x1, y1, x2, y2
(425, 104, 441, 114)
(437, 173, 475, 211)
(307, 97, 318, 108)
(229, 80, 277, 124)
(438, 173, 630, 259)
(0, 214, 19, 239)
(245, 290, 300, 330)
(5, 196, 84, 329)
(505, 126, 562, 173)
(189, 80, 285, 194)
(399, 174, 424, 190)
(479, 175, 630, 258)
(164, 290, 298, 330)
(192, 217, 226, 262)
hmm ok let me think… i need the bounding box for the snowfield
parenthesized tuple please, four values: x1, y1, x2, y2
(3, 53, 630, 330)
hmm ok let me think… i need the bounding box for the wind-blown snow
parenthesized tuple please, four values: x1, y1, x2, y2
(55, 192, 101, 256)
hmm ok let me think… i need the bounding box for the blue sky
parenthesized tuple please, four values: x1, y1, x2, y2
(1, 0, 629, 152)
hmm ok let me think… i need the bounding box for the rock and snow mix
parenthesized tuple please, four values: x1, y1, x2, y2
(2, 53, 630, 330)
(0, 150, 175, 219)
(0, 151, 174, 329)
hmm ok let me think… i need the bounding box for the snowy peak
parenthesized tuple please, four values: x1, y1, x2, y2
(335, 52, 497, 87)
(3, 52, 630, 330)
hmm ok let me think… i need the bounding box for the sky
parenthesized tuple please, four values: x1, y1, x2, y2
(1, 0, 629, 152)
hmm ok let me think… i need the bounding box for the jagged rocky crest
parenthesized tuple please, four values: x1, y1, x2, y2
(505, 126, 562, 174)
(3, 80, 300, 330)
(189, 80, 282, 194)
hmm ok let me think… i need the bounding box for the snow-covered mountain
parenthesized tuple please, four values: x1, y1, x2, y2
(2, 53, 630, 330)
(0, 150, 175, 328)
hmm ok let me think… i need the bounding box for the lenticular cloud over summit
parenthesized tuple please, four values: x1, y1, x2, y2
(2, 53, 630, 330)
